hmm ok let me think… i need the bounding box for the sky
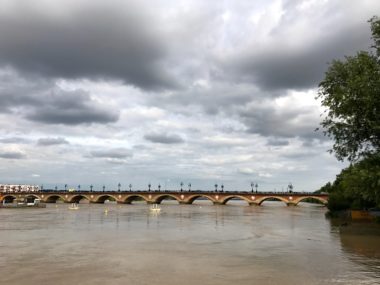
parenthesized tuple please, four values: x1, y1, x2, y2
(0, 0, 378, 191)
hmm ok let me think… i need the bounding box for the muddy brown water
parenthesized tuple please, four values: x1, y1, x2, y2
(0, 201, 379, 285)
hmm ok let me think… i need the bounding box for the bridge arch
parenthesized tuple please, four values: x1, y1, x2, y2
(68, 195, 91, 203)
(1, 195, 17, 203)
(154, 194, 181, 204)
(93, 194, 118, 204)
(45, 194, 66, 203)
(221, 195, 251, 205)
(257, 196, 289, 206)
(186, 194, 216, 204)
(123, 195, 149, 204)
(25, 194, 41, 203)
(293, 196, 328, 206)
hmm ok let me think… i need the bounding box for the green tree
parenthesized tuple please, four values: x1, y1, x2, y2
(317, 17, 380, 211)
(323, 154, 380, 211)
(317, 17, 380, 162)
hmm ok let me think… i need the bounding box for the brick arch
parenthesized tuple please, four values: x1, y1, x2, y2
(186, 194, 216, 204)
(1, 194, 17, 203)
(25, 194, 41, 202)
(221, 195, 252, 205)
(44, 194, 66, 203)
(93, 194, 119, 204)
(68, 194, 91, 203)
(257, 196, 289, 205)
(123, 195, 149, 204)
(293, 196, 328, 206)
(154, 194, 181, 204)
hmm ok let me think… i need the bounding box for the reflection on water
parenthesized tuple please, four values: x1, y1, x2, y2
(0, 201, 379, 285)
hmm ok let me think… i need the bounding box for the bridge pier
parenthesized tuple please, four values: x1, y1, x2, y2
(287, 203, 296, 207)
(249, 202, 260, 206)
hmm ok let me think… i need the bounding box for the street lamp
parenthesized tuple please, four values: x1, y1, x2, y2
(188, 183, 191, 192)
(64, 184, 67, 191)
(251, 182, 254, 192)
(214, 183, 218, 192)
(180, 182, 184, 192)
(118, 183, 121, 192)
(255, 183, 258, 193)
(158, 184, 161, 191)
(129, 183, 132, 191)
(288, 182, 293, 193)
(90, 184, 93, 192)
(102, 185, 105, 192)
(221, 184, 224, 192)
(55, 185, 58, 191)
(78, 185, 81, 191)
(40, 184, 43, 191)
(148, 183, 151, 192)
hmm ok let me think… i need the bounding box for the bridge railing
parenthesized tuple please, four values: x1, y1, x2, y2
(2, 189, 327, 195)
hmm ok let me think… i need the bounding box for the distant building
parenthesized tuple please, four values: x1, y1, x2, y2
(0, 184, 40, 193)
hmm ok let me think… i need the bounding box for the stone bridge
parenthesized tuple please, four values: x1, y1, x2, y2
(0, 191, 328, 206)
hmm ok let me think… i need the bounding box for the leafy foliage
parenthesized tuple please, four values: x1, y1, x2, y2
(317, 17, 380, 162)
(317, 17, 380, 211)
(320, 154, 380, 211)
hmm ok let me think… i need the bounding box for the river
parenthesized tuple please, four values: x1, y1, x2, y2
(0, 201, 379, 285)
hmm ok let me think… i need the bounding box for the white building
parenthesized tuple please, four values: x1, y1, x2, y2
(0, 184, 40, 193)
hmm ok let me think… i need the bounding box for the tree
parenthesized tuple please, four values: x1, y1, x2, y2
(317, 17, 380, 211)
(322, 154, 380, 211)
(317, 16, 380, 162)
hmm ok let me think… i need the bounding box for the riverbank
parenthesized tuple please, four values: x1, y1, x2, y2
(326, 209, 380, 223)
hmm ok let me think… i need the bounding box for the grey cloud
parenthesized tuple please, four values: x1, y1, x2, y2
(282, 150, 319, 159)
(37, 137, 69, 146)
(224, 6, 375, 91)
(267, 138, 289, 146)
(0, 2, 176, 90)
(0, 137, 31, 144)
(0, 70, 118, 125)
(90, 148, 132, 159)
(27, 106, 118, 125)
(0, 70, 49, 112)
(0, 150, 25, 159)
(237, 167, 255, 175)
(144, 133, 184, 144)
(239, 102, 324, 140)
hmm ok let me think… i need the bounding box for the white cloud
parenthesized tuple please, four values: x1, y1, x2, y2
(0, 0, 372, 190)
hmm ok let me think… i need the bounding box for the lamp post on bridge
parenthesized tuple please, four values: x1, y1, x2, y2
(148, 183, 151, 192)
(118, 183, 121, 192)
(288, 182, 293, 193)
(64, 184, 67, 191)
(188, 183, 191, 192)
(102, 185, 105, 192)
(214, 183, 218, 192)
(221, 184, 224, 192)
(78, 185, 81, 191)
(180, 182, 184, 192)
(90, 184, 93, 192)
(255, 183, 258, 193)
(129, 184, 132, 192)
(55, 185, 58, 191)
(251, 182, 254, 193)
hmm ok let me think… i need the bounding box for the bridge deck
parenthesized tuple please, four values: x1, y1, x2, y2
(0, 191, 328, 206)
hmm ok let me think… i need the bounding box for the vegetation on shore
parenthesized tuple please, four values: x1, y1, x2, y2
(317, 17, 380, 212)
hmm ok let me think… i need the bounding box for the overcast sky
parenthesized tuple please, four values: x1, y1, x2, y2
(0, 0, 378, 191)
